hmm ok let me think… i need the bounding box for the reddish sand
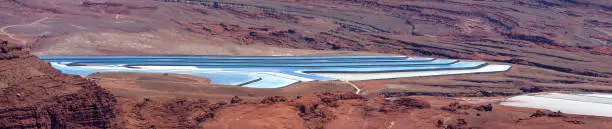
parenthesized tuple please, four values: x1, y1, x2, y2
(2, 0, 612, 128)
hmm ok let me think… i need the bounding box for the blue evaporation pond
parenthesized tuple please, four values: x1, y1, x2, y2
(183, 62, 485, 74)
(40, 56, 436, 65)
(186, 72, 261, 86)
(279, 71, 337, 81)
(302, 62, 487, 73)
(39, 55, 409, 60)
(242, 73, 300, 88)
(50, 63, 144, 76)
(52, 63, 263, 86)
(43, 58, 435, 64)
(69, 59, 457, 67)
(41, 55, 492, 88)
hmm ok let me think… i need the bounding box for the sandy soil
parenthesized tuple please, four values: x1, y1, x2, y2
(2, 0, 612, 128)
(31, 29, 389, 56)
(3, 41, 612, 128)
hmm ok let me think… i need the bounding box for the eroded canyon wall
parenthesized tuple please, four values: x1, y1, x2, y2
(0, 41, 116, 128)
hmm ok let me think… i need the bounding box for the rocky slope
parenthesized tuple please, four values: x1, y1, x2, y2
(154, 0, 612, 96)
(1, 0, 610, 79)
(0, 41, 115, 128)
(108, 89, 612, 129)
(1, 41, 612, 128)
(200, 92, 612, 129)
(165, 0, 612, 78)
(2, 0, 612, 128)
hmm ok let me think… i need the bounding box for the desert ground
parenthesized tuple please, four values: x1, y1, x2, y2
(1, 0, 612, 128)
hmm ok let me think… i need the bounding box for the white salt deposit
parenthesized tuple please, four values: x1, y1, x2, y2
(501, 92, 612, 117)
(310, 65, 511, 81)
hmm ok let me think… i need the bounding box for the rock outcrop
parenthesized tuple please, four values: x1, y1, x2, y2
(166, 0, 612, 78)
(0, 41, 116, 128)
(111, 98, 226, 128)
(378, 97, 430, 112)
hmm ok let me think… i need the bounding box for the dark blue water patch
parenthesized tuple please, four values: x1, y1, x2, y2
(42, 57, 435, 64)
(69, 59, 458, 67)
(302, 62, 488, 73)
(179, 62, 486, 74)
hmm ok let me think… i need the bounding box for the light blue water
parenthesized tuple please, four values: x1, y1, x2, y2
(41, 57, 435, 64)
(50, 63, 262, 86)
(39, 55, 409, 60)
(68, 59, 457, 67)
(183, 72, 261, 86)
(41, 55, 492, 88)
(242, 73, 301, 88)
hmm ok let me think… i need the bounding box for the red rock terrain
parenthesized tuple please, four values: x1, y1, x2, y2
(3, 40, 612, 128)
(2, 0, 612, 128)
(152, 0, 612, 97)
(0, 41, 115, 128)
(1, 0, 610, 79)
(183, 92, 612, 129)
(164, 0, 612, 78)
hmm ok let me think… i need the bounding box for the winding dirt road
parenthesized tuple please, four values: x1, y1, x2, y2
(0, 16, 51, 44)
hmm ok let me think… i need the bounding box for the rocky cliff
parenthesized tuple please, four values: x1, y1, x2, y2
(0, 41, 116, 128)
(1, 40, 611, 128)
(166, 0, 612, 78)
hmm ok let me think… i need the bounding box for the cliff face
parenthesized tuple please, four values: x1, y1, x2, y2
(1, 40, 611, 129)
(0, 41, 116, 128)
(161, 0, 612, 78)
(3, 0, 609, 78)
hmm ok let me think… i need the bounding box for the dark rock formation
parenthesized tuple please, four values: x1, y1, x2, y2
(441, 102, 472, 112)
(520, 87, 544, 93)
(291, 94, 334, 129)
(260, 96, 288, 104)
(565, 119, 586, 124)
(473, 104, 493, 111)
(230, 96, 242, 104)
(531, 110, 565, 118)
(113, 98, 227, 128)
(379, 98, 430, 112)
(317, 92, 363, 107)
